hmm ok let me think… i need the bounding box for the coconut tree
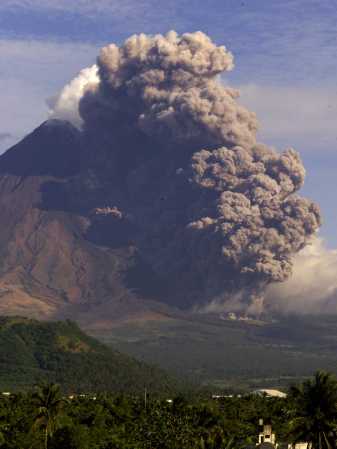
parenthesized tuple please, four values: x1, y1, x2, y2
(32, 383, 64, 449)
(287, 371, 337, 449)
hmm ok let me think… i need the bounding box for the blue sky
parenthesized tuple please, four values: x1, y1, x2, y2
(1, 0, 337, 245)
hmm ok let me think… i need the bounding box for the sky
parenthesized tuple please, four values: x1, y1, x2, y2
(1, 0, 337, 245)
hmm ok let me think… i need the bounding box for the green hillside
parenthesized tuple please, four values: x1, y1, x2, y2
(0, 316, 180, 393)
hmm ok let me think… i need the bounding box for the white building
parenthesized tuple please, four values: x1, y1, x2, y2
(288, 444, 308, 449)
(258, 420, 276, 446)
(256, 419, 308, 449)
(254, 389, 287, 398)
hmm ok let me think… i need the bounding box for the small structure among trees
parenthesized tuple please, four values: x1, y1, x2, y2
(257, 419, 276, 447)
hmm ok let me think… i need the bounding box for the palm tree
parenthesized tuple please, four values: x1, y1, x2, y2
(32, 383, 64, 449)
(287, 371, 337, 449)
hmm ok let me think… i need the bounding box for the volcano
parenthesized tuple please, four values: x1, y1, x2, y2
(0, 32, 321, 324)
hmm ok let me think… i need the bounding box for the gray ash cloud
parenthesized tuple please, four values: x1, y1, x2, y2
(58, 31, 321, 309)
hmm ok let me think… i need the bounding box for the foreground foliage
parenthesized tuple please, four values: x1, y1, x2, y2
(0, 388, 287, 449)
(1, 372, 337, 448)
(287, 371, 337, 449)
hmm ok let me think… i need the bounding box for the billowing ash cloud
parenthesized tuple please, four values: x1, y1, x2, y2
(186, 144, 319, 282)
(79, 31, 257, 149)
(51, 31, 322, 310)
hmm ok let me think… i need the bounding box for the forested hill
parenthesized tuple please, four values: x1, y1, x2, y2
(0, 317, 180, 393)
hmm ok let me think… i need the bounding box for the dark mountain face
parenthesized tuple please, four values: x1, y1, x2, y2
(0, 120, 83, 178)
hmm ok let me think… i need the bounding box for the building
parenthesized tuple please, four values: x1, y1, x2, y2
(288, 444, 308, 449)
(253, 389, 287, 398)
(255, 419, 308, 449)
(257, 419, 276, 447)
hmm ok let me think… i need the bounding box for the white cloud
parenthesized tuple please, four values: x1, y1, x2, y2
(48, 65, 99, 128)
(266, 237, 337, 314)
(199, 236, 337, 316)
(236, 83, 337, 152)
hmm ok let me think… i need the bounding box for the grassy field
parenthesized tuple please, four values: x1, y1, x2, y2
(89, 313, 337, 391)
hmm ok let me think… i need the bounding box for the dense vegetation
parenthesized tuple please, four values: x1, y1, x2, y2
(0, 317, 180, 394)
(0, 384, 287, 449)
(1, 372, 337, 449)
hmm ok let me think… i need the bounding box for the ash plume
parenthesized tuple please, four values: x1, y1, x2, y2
(51, 31, 321, 310)
(79, 31, 256, 148)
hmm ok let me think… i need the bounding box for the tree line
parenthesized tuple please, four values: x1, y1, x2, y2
(0, 371, 337, 449)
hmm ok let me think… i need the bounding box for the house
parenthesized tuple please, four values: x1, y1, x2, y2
(257, 419, 276, 447)
(255, 419, 308, 449)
